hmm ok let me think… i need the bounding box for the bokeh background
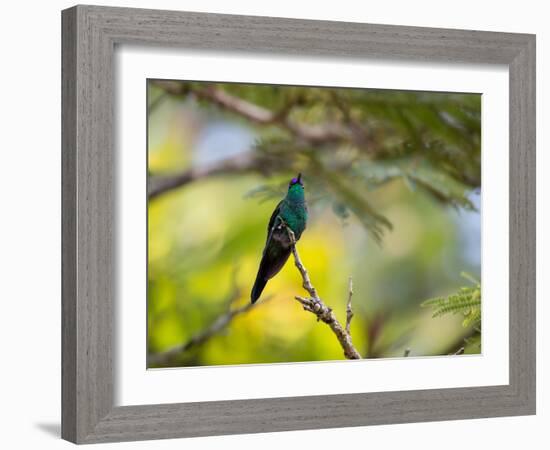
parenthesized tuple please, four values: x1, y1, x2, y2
(147, 80, 482, 368)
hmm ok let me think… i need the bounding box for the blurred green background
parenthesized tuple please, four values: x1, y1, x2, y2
(147, 80, 482, 368)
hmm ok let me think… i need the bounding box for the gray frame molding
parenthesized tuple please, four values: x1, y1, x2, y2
(61, 5, 536, 444)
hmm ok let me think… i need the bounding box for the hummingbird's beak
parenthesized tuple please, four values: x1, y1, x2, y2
(297, 173, 302, 183)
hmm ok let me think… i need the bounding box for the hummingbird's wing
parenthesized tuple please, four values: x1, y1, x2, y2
(265, 199, 284, 244)
(251, 200, 291, 303)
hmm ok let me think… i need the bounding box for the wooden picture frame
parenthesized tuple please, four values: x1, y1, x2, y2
(61, 5, 536, 443)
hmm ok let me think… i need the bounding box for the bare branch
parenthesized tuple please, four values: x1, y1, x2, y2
(148, 291, 270, 367)
(151, 80, 354, 145)
(148, 153, 259, 199)
(286, 226, 361, 360)
(345, 277, 354, 334)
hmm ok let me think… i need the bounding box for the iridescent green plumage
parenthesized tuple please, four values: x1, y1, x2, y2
(251, 174, 308, 303)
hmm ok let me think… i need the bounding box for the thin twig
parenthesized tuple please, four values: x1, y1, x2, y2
(441, 328, 478, 355)
(285, 226, 361, 360)
(346, 277, 354, 334)
(148, 293, 270, 366)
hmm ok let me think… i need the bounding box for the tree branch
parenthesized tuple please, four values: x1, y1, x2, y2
(151, 80, 354, 145)
(148, 290, 270, 367)
(146, 81, 379, 200)
(148, 153, 260, 199)
(286, 226, 362, 360)
(345, 277, 354, 334)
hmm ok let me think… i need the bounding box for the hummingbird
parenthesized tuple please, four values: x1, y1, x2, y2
(251, 173, 308, 303)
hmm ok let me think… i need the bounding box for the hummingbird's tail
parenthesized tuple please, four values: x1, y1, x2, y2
(251, 274, 268, 304)
(251, 245, 291, 303)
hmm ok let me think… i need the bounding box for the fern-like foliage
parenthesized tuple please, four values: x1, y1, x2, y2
(421, 272, 481, 329)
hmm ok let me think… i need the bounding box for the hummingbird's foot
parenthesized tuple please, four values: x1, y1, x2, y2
(278, 218, 297, 245)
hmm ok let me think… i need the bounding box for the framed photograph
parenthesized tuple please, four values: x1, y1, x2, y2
(62, 5, 536, 444)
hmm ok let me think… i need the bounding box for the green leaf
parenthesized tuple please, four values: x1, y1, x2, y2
(421, 273, 481, 330)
